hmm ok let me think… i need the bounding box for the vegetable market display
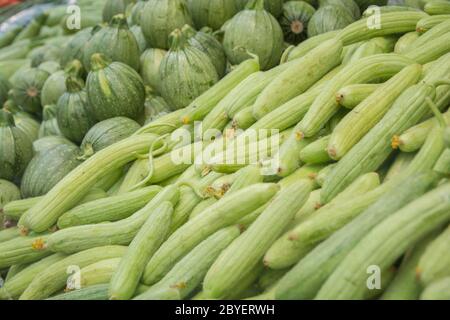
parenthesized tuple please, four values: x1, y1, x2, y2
(0, 0, 450, 301)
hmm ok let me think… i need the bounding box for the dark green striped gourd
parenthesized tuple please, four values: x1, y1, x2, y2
(102, 0, 132, 23)
(33, 135, 75, 154)
(130, 25, 147, 53)
(143, 88, 173, 124)
(140, 48, 167, 93)
(159, 29, 219, 110)
(3, 100, 39, 143)
(187, 0, 239, 30)
(307, 5, 355, 37)
(56, 76, 96, 144)
(131, 1, 146, 26)
(83, 14, 140, 71)
(235, 0, 284, 18)
(0, 110, 33, 181)
(60, 27, 95, 69)
(0, 74, 10, 105)
(38, 104, 62, 138)
(279, 1, 316, 44)
(86, 54, 145, 121)
(224, 0, 284, 70)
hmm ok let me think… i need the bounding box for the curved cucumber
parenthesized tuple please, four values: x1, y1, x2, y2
(434, 148, 450, 175)
(0, 227, 19, 243)
(286, 30, 340, 61)
(416, 14, 450, 33)
(109, 202, 173, 300)
(19, 245, 127, 300)
(404, 32, 450, 64)
(47, 185, 179, 254)
(420, 277, 450, 300)
(424, 0, 450, 15)
(394, 31, 420, 54)
(47, 284, 110, 300)
(336, 83, 381, 109)
(299, 135, 332, 165)
(232, 106, 256, 129)
(384, 152, 416, 182)
(407, 19, 450, 51)
(142, 183, 280, 285)
(0, 235, 51, 270)
(77, 258, 121, 289)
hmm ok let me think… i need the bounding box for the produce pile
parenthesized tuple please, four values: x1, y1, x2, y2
(0, 0, 450, 301)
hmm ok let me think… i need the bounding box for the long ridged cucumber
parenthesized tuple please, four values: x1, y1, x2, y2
(0, 254, 66, 300)
(189, 198, 217, 220)
(20, 133, 160, 233)
(416, 14, 450, 33)
(264, 172, 381, 270)
(336, 84, 381, 109)
(404, 32, 450, 64)
(224, 165, 264, 196)
(316, 182, 450, 300)
(203, 180, 313, 299)
(420, 277, 450, 300)
(337, 11, 428, 46)
(285, 30, 341, 61)
(109, 202, 173, 300)
(135, 108, 186, 136)
(75, 258, 121, 289)
(328, 64, 422, 160)
(142, 183, 280, 285)
(0, 235, 51, 269)
(181, 58, 260, 124)
(57, 186, 162, 229)
(381, 230, 440, 300)
(232, 106, 257, 129)
(347, 37, 397, 64)
(19, 245, 127, 300)
(315, 163, 336, 187)
(297, 54, 415, 138)
(278, 164, 325, 190)
(394, 31, 420, 53)
(321, 82, 436, 204)
(292, 189, 322, 225)
(434, 148, 450, 175)
(252, 39, 343, 119)
(424, 0, 450, 15)
(47, 186, 179, 254)
(384, 152, 416, 182)
(135, 226, 240, 300)
(0, 227, 19, 243)
(47, 284, 110, 300)
(116, 159, 149, 194)
(299, 135, 332, 164)
(417, 225, 450, 286)
(407, 19, 450, 51)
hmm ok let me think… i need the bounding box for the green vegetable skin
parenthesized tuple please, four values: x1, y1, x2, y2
(416, 14, 450, 33)
(0, 234, 51, 270)
(142, 183, 280, 285)
(336, 83, 380, 109)
(421, 277, 450, 300)
(424, 0, 450, 15)
(203, 180, 313, 299)
(316, 182, 450, 300)
(109, 202, 173, 300)
(20, 245, 127, 300)
(46, 186, 179, 254)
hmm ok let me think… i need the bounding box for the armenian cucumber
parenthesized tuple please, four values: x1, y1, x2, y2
(424, 0, 450, 15)
(135, 108, 186, 136)
(384, 152, 416, 182)
(189, 198, 218, 220)
(298, 54, 415, 138)
(321, 82, 436, 204)
(420, 277, 450, 300)
(394, 31, 420, 53)
(407, 19, 450, 51)
(299, 135, 332, 164)
(292, 188, 322, 226)
(135, 226, 240, 300)
(47, 284, 110, 300)
(336, 83, 381, 109)
(19, 245, 127, 300)
(416, 14, 450, 33)
(285, 30, 340, 61)
(417, 225, 450, 286)
(20, 133, 160, 233)
(315, 163, 336, 187)
(404, 32, 450, 64)
(47, 186, 179, 254)
(203, 180, 313, 299)
(337, 11, 427, 45)
(278, 164, 325, 190)
(434, 148, 450, 175)
(252, 38, 343, 119)
(0, 227, 19, 243)
(347, 36, 397, 64)
(0, 254, 66, 300)
(328, 64, 422, 160)
(5, 264, 29, 283)
(224, 165, 264, 196)
(142, 183, 280, 285)
(316, 182, 450, 300)
(381, 230, 440, 300)
(0, 235, 51, 270)
(233, 106, 257, 129)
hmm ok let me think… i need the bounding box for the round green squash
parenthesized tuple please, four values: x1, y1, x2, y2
(28, 45, 63, 68)
(224, 0, 284, 70)
(130, 25, 147, 53)
(33, 135, 75, 154)
(319, 0, 361, 20)
(39, 104, 62, 138)
(307, 5, 355, 37)
(140, 48, 167, 93)
(102, 0, 132, 23)
(60, 27, 95, 69)
(159, 29, 219, 110)
(86, 54, 145, 121)
(21, 143, 82, 198)
(10, 67, 50, 115)
(0, 110, 34, 181)
(140, 0, 194, 50)
(56, 76, 96, 144)
(131, 0, 146, 26)
(182, 25, 227, 78)
(279, 1, 316, 45)
(41, 60, 84, 107)
(187, 0, 238, 30)
(38, 61, 61, 75)
(83, 14, 141, 71)
(3, 99, 39, 143)
(143, 88, 173, 124)
(0, 74, 11, 106)
(0, 179, 21, 210)
(80, 116, 141, 158)
(235, 0, 284, 18)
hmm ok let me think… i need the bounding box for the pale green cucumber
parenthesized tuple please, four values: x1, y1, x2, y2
(384, 152, 416, 182)
(134, 226, 240, 300)
(278, 164, 325, 189)
(20, 133, 160, 233)
(424, 0, 450, 15)
(321, 82, 436, 204)
(299, 135, 332, 164)
(328, 64, 422, 160)
(116, 159, 149, 194)
(232, 106, 257, 129)
(0, 254, 66, 300)
(76, 258, 121, 289)
(417, 224, 450, 286)
(394, 31, 420, 53)
(407, 19, 450, 51)
(316, 182, 450, 300)
(298, 54, 415, 138)
(109, 202, 173, 300)
(0, 227, 19, 243)
(189, 198, 217, 220)
(47, 284, 110, 300)
(315, 163, 336, 187)
(434, 148, 450, 175)
(264, 172, 381, 270)
(203, 180, 313, 299)
(252, 39, 343, 119)
(404, 32, 450, 64)
(0, 235, 51, 270)
(420, 277, 450, 300)
(135, 108, 186, 136)
(337, 11, 428, 45)
(142, 183, 280, 285)
(292, 189, 322, 225)
(19, 245, 127, 300)
(5, 264, 28, 282)
(416, 14, 450, 33)
(336, 83, 381, 109)
(223, 165, 264, 196)
(347, 36, 397, 64)
(286, 30, 341, 61)
(57, 186, 162, 229)
(258, 268, 289, 291)
(47, 186, 179, 254)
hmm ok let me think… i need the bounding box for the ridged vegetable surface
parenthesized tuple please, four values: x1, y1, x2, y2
(187, 0, 238, 30)
(308, 5, 355, 37)
(140, 49, 167, 93)
(279, 1, 316, 44)
(38, 104, 62, 138)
